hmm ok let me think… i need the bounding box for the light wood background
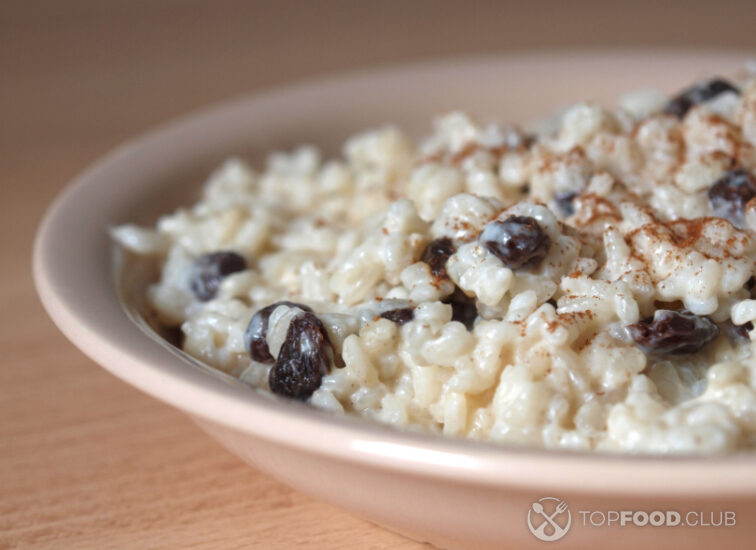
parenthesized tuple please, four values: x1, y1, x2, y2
(2, 1, 755, 548)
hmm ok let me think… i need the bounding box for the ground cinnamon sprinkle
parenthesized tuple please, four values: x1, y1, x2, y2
(573, 193, 621, 227)
(419, 141, 512, 166)
(667, 217, 706, 248)
(544, 310, 596, 333)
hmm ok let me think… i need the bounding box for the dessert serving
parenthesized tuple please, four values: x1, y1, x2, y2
(113, 70, 756, 455)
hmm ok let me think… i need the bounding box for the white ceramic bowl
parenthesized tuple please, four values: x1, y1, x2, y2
(34, 51, 756, 549)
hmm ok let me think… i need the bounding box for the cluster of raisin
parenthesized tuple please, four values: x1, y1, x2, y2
(625, 79, 753, 356)
(419, 215, 552, 332)
(244, 302, 333, 400)
(189, 77, 756, 406)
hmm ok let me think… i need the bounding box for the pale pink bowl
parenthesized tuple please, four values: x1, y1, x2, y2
(34, 51, 756, 549)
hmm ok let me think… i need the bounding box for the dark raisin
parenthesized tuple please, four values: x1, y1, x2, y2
(627, 310, 719, 355)
(734, 321, 754, 340)
(479, 216, 551, 270)
(746, 276, 756, 291)
(522, 134, 537, 148)
(708, 168, 756, 228)
(720, 319, 751, 341)
(663, 78, 740, 119)
(268, 312, 334, 400)
(162, 325, 184, 348)
(443, 288, 477, 330)
(554, 191, 578, 217)
(190, 251, 247, 301)
(380, 308, 414, 325)
(420, 238, 456, 278)
(244, 301, 313, 363)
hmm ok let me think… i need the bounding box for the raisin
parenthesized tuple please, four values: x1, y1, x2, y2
(554, 191, 578, 217)
(380, 308, 414, 325)
(268, 312, 334, 400)
(162, 326, 184, 348)
(420, 238, 456, 278)
(521, 134, 537, 149)
(190, 251, 247, 301)
(244, 301, 313, 363)
(479, 216, 551, 270)
(663, 78, 740, 119)
(720, 319, 753, 342)
(734, 321, 754, 340)
(443, 288, 477, 330)
(627, 310, 719, 355)
(708, 168, 756, 228)
(746, 276, 756, 291)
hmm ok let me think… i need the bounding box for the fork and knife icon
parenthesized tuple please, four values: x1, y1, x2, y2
(530, 499, 570, 539)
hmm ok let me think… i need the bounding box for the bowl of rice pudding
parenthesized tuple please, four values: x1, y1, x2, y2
(34, 51, 756, 549)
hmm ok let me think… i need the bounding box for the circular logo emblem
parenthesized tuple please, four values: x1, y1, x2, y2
(527, 497, 571, 542)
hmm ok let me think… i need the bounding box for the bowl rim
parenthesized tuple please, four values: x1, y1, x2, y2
(33, 48, 756, 497)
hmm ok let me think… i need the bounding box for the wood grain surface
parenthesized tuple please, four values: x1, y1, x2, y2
(2, 1, 755, 548)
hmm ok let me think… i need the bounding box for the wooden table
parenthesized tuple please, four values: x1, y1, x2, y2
(2, 2, 754, 548)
